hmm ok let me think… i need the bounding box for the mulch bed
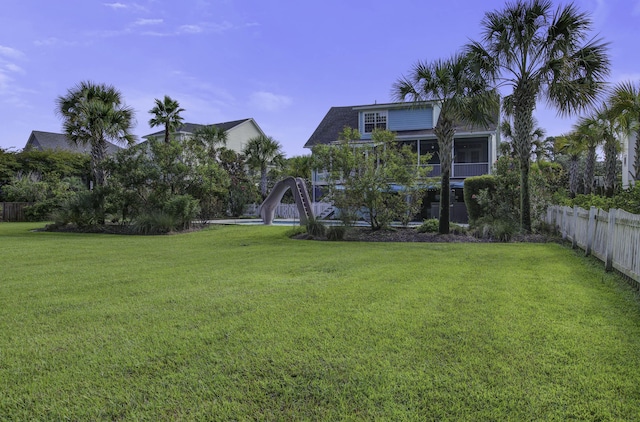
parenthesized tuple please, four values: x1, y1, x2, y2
(296, 227, 556, 243)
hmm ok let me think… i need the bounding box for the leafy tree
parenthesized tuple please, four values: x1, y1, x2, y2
(393, 53, 498, 233)
(219, 148, 258, 217)
(608, 80, 640, 183)
(242, 135, 284, 198)
(574, 114, 606, 195)
(187, 125, 227, 161)
(467, 0, 610, 231)
(500, 119, 546, 162)
(148, 95, 185, 144)
(56, 81, 135, 188)
(312, 128, 428, 230)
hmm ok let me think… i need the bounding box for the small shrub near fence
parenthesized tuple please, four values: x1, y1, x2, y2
(545, 205, 640, 284)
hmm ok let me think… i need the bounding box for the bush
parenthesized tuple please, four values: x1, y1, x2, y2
(416, 219, 440, 233)
(464, 175, 497, 224)
(164, 194, 201, 230)
(51, 191, 101, 228)
(471, 219, 518, 242)
(326, 225, 347, 241)
(306, 218, 326, 237)
(131, 211, 177, 235)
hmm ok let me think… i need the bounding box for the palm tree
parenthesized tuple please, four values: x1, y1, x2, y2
(554, 132, 585, 198)
(148, 95, 185, 144)
(609, 80, 640, 184)
(466, 0, 610, 231)
(56, 81, 135, 188)
(500, 119, 546, 161)
(243, 135, 284, 198)
(393, 53, 498, 234)
(574, 115, 603, 194)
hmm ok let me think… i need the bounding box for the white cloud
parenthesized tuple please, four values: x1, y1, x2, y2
(104, 2, 127, 9)
(249, 91, 292, 112)
(4, 63, 23, 73)
(0, 45, 25, 59)
(133, 18, 163, 26)
(178, 24, 205, 34)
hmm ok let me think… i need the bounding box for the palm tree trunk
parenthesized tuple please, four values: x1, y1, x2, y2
(513, 100, 535, 232)
(584, 145, 596, 195)
(434, 119, 454, 235)
(569, 155, 579, 198)
(604, 138, 617, 197)
(260, 165, 268, 198)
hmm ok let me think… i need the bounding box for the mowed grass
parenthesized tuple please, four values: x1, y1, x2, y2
(1, 223, 640, 420)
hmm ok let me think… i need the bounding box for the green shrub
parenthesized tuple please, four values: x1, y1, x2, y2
(326, 225, 347, 241)
(131, 211, 177, 235)
(51, 191, 100, 228)
(416, 219, 440, 233)
(306, 218, 326, 237)
(472, 219, 517, 242)
(464, 175, 497, 224)
(449, 223, 467, 235)
(164, 194, 200, 230)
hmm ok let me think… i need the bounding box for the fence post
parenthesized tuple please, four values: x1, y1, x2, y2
(585, 206, 596, 257)
(572, 206, 578, 249)
(561, 206, 568, 240)
(605, 208, 617, 272)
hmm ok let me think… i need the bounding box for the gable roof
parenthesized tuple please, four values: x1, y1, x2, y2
(25, 131, 122, 155)
(142, 118, 252, 139)
(304, 106, 359, 149)
(304, 103, 499, 148)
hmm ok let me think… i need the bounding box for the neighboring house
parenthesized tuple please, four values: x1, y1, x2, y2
(141, 118, 265, 154)
(24, 130, 122, 155)
(621, 131, 638, 188)
(304, 101, 500, 223)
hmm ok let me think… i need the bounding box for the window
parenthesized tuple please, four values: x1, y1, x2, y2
(363, 112, 387, 133)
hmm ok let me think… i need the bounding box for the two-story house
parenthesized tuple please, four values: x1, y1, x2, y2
(304, 101, 500, 223)
(141, 118, 266, 154)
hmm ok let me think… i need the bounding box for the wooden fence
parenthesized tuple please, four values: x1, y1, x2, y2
(545, 205, 640, 284)
(1, 202, 34, 222)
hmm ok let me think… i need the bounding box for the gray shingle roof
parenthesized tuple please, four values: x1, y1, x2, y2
(304, 106, 359, 149)
(25, 131, 122, 155)
(304, 104, 499, 148)
(143, 118, 251, 139)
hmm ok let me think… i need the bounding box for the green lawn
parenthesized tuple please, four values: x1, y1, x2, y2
(1, 223, 640, 420)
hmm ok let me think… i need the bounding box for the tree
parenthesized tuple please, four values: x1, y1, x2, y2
(56, 81, 135, 225)
(609, 80, 640, 184)
(574, 114, 605, 195)
(393, 53, 498, 233)
(56, 81, 135, 188)
(500, 119, 546, 162)
(467, 0, 610, 231)
(312, 128, 428, 230)
(148, 95, 185, 144)
(554, 132, 585, 198)
(242, 135, 284, 198)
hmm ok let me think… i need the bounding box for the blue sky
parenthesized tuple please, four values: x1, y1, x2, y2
(1, 0, 639, 156)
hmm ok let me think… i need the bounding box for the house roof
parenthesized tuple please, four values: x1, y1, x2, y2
(142, 118, 252, 139)
(25, 131, 122, 155)
(304, 106, 359, 149)
(304, 103, 499, 149)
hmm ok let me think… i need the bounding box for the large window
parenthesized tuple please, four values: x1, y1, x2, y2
(363, 112, 387, 133)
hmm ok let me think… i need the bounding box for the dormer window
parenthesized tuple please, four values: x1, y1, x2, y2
(364, 111, 387, 133)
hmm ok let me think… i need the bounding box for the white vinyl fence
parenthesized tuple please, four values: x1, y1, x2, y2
(545, 205, 640, 284)
(245, 202, 333, 220)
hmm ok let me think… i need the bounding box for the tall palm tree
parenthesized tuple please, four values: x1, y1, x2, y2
(500, 118, 546, 161)
(148, 95, 185, 144)
(393, 53, 498, 234)
(243, 135, 284, 198)
(554, 132, 585, 198)
(56, 81, 135, 188)
(467, 0, 610, 231)
(574, 115, 604, 194)
(609, 80, 640, 184)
